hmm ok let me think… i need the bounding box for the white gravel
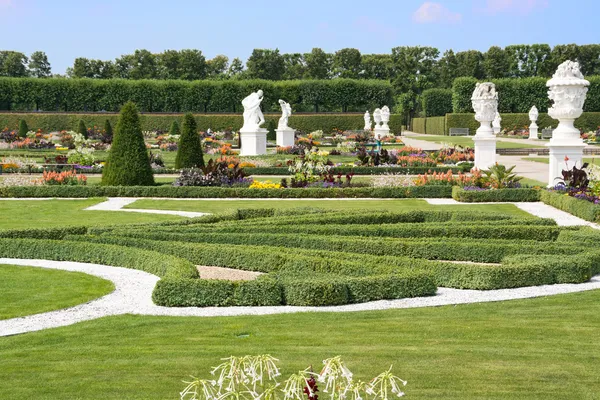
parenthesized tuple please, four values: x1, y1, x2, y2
(84, 197, 209, 218)
(1, 258, 599, 337)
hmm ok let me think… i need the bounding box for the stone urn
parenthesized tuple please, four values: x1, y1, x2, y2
(472, 83, 498, 138)
(547, 61, 589, 146)
(528, 105, 539, 140)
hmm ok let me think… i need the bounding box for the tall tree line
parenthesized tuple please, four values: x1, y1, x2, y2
(3, 44, 600, 85)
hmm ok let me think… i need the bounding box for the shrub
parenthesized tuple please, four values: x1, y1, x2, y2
(169, 120, 180, 135)
(421, 89, 453, 117)
(101, 101, 155, 186)
(175, 113, 205, 169)
(18, 119, 28, 138)
(541, 190, 600, 222)
(77, 119, 87, 139)
(103, 119, 113, 143)
(452, 187, 541, 202)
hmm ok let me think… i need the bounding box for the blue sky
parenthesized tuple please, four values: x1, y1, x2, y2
(0, 0, 596, 74)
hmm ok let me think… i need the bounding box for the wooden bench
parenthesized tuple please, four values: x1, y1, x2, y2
(449, 128, 470, 136)
(542, 129, 554, 139)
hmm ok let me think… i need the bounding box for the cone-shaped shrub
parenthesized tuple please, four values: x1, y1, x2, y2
(101, 102, 154, 186)
(77, 119, 88, 138)
(103, 119, 113, 143)
(18, 120, 28, 138)
(175, 113, 204, 169)
(169, 120, 180, 136)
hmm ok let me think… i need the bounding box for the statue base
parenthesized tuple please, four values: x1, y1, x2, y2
(547, 142, 587, 187)
(374, 127, 390, 141)
(240, 128, 268, 156)
(276, 128, 295, 148)
(493, 127, 501, 135)
(529, 125, 539, 140)
(473, 136, 497, 170)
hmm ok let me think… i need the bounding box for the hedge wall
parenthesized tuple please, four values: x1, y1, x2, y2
(445, 112, 600, 134)
(452, 76, 600, 114)
(410, 116, 446, 135)
(541, 191, 600, 223)
(452, 187, 542, 202)
(421, 89, 453, 117)
(0, 78, 394, 114)
(0, 112, 404, 134)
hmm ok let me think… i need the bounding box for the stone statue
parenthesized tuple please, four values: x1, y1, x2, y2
(242, 90, 265, 131)
(373, 108, 382, 127)
(471, 82, 499, 170)
(278, 99, 292, 130)
(492, 112, 502, 134)
(380, 106, 390, 129)
(364, 111, 371, 131)
(528, 105, 539, 140)
(529, 105, 539, 122)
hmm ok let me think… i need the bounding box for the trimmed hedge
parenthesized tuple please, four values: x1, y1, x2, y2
(245, 165, 472, 176)
(541, 190, 600, 223)
(0, 185, 453, 198)
(421, 89, 453, 117)
(0, 78, 394, 114)
(452, 76, 600, 114)
(452, 187, 541, 202)
(409, 117, 445, 135)
(0, 226, 87, 239)
(0, 112, 404, 135)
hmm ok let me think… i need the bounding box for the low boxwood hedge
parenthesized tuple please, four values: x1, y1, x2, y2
(452, 187, 541, 202)
(245, 165, 472, 176)
(541, 190, 600, 223)
(0, 185, 453, 199)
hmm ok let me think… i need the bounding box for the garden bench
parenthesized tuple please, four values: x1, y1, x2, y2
(449, 128, 469, 136)
(542, 129, 554, 139)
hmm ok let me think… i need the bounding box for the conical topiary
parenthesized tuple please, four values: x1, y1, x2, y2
(169, 120, 180, 136)
(101, 101, 155, 186)
(18, 119, 28, 138)
(175, 113, 204, 169)
(104, 119, 113, 143)
(77, 119, 88, 138)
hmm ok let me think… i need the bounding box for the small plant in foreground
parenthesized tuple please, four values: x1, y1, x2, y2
(180, 355, 407, 400)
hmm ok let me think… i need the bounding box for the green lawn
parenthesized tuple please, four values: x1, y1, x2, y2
(0, 264, 114, 320)
(1, 290, 599, 399)
(523, 157, 600, 166)
(125, 198, 530, 216)
(414, 135, 546, 149)
(0, 198, 182, 230)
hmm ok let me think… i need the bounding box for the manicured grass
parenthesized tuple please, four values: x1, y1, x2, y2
(0, 198, 182, 230)
(0, 264, 114, 320)
(415, 135, 545, 149)
(125, 198, 530, 216)
(520, 177, 547, 187)
(523, 157, 600, 165)
(1, 290, 599, 399)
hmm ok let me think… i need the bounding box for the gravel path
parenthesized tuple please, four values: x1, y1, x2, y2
(197, 266, 263, 281)
(84, 197, 209, 218)
(1, 258, 599, 337)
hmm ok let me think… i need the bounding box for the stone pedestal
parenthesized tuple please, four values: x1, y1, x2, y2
(240, 128, 268, 156)
(529, 123, 539, 140)
(276, 128, 295, 148)
(547, 143, 586, 187)
(473, 136, 497, 170)
(374, 127, 390, 141)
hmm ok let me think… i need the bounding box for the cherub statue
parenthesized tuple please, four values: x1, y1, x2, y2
(278, 99, 292, 130)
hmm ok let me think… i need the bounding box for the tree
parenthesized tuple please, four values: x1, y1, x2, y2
(228, 57, 244, 78)
(282, 53, 306, 80)
(28, 51, 52, 78)
(246, 49, 285, 80)
(158, 50, 181, 80)
(0, 51, 29, 77)
(179, 49, 207, 80)
(361, 54, 394, 80)
(391, 46, 439, 93)
(169, 120, 180, 135)
(122, 49, 159, 80)
(206, 55, 229, 79)
(175, 113, 204, 169)
(77, 119, 88, 138)
(455, 50, 484, 79)
(333, 48, 362, 79)
(101, 101, 155, 186)
(435, 50, 459, 87)
(546, 44, 580, 76)
(505, 44, 551, 78)
(104, 119, 113, 143)
(304, 48, 332, 80)
(483, 46, 509, 79)
(70, 57, 94, 78)
(577, 44, 600, 76)
(18, 119, 28, 138)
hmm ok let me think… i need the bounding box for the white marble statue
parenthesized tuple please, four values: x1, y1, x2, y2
(364, 111, 371, 131)
(373, 108, 382, 127)
(381, 106, 390, 129)
(528, 106, 539, 140)
(278, 99, 292, 130)
(492, 112, 502, 134)
(241, 90, 265, 131)
(471, 82, 499, 170)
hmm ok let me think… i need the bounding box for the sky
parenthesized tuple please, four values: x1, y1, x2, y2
(0, 0, 597, 74)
